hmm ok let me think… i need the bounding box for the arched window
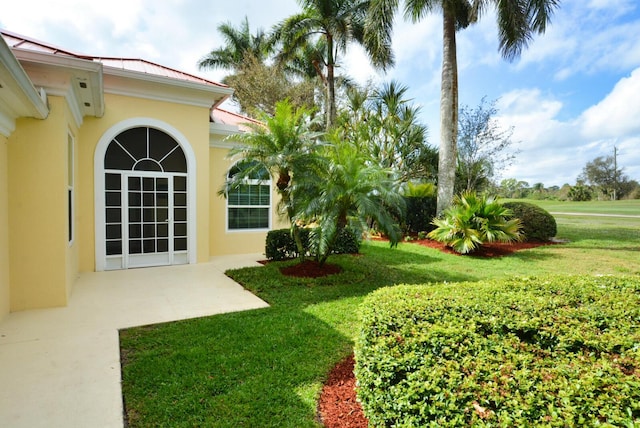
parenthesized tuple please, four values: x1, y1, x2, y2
(101, 126, 189, 269)
(104, 127, 187, 172)
(227, 160, 271, 230)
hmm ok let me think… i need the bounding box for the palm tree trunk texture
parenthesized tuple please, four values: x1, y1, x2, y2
(436, 8, 459, 215)
(326, 35, 337, 129)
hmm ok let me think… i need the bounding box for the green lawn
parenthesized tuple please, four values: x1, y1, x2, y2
(508, 198, 640, 216)
(120, 214, 640, 427)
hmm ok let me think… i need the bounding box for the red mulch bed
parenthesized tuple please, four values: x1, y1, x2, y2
(412, 238, 556, 257)
(318, 354, 368, 428)
(279, 260, 342, 278)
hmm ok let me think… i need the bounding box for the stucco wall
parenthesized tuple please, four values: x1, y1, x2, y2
(8, 96, 70, 310)
(209, 146, 288, 257)
(0, 134, 9, 320)
(66, 124, 80, 303)
(78, 93, 212, 271)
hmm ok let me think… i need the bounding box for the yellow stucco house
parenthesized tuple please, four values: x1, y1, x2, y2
(0, 30, 285, 320)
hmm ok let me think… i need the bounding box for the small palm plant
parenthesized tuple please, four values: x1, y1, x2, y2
(428, 191, 522, 254)
(295, 135, 405, 266)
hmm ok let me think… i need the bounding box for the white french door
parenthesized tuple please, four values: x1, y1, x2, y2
(105, 171, 188, 269)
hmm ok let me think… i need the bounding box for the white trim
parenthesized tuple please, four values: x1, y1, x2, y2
(67, 131, 75, 246)
(0, 41, 49, 119)
(94, 118, 197, 271)
(101, 69, 232, 109)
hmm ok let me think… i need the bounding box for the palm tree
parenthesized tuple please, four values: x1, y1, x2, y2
(198, 16, 273, 72)
(296, 135, 404, 266)
(337, 82, 435, 183)
(225, 100, 324, 259)
(365, 0, 560, 214)
(273, 0, 390, 129)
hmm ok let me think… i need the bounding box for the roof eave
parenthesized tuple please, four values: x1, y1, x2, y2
(0, 38, 49, 136)
(102, 65, 233, 109)
(11, 47, 105, 122)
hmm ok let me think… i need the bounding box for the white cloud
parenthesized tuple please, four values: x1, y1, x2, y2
(580, 67, 640, 139)
(518, 2, 640, 79)
(495, 89, 587, 186)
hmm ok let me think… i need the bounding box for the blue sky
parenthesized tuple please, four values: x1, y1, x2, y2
(2, 0, 639, 187)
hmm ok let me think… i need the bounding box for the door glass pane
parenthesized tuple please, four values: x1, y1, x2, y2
(143, 209, 155, 222)
(130, 240, 142, 254)
(128, 192, 141, 207)
(174, 176, 187, 191)
(143, 177, 155, 191)
(106, 192, 121, 207)
(128, 177, 141, 191)
(157, 239, 169, 252)
(174, 223, 187, 237)
(143, 193, 155, 207)
(143, 239, 155, 253)
(174, 208, 187, 222)
(174, 192, 187, 207)
(174, 237, 187, 251)
(129, 224, 141, 239)
(106, 240, 122, 256)
(143, 224, 155, 238)
(129, 208, 141, 223)
(106, 224, 122, 240)
(106, 208, 121, 223)
(105, 174, 121, 190)
(157, 223, 168, 237)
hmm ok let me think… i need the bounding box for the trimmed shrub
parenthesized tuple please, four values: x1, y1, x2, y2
(265, 227, 359, 261)
(403, 196, 437, 234)
(502, 201, 557, 241)
(265, 228, 309, 261)
(355, 276, 640, 427)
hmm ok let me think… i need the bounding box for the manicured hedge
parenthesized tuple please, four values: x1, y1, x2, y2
(355, 276, 640, 427)
(403, 196, 437, 234)
(265, 227, 359, 261)
(502, 201, 557, 241)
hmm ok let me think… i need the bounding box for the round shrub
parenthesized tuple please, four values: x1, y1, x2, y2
(502, 201, 557, 241)
(355, 276, 640, 427)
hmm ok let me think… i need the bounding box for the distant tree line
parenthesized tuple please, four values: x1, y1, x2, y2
(496, 154, 640, 201)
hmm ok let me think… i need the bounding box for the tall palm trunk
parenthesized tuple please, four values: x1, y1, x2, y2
(436, 8, 459, 215)
(326, 34, 337, 130)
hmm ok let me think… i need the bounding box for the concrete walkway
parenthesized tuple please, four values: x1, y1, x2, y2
(0, 254, 269, 428)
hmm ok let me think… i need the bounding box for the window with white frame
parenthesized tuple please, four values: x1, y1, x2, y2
(67, 132, 75, 243)
(227, 160, 271, 230)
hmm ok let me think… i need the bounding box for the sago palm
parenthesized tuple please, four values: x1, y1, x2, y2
(365, 0, 560, 214)
(428, 191, 522, 254)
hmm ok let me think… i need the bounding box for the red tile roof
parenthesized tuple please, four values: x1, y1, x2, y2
(212, 107, 260, 126)
(1, 29, 227, 88)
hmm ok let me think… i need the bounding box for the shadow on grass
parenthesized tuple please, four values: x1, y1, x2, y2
(230, 244, 479, 309)
(120, 308, 351, 428)
(119, 242, 481, 427)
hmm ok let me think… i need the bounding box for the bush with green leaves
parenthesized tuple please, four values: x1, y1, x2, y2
(354, 275, 640, 427)
(265, 227, 359, 261)
(502, 201, 557, 241)
(428, 192, 522, 254)
(403, 196, 437, 234)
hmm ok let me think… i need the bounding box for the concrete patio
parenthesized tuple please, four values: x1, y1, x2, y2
(0, 254, 269, 428)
